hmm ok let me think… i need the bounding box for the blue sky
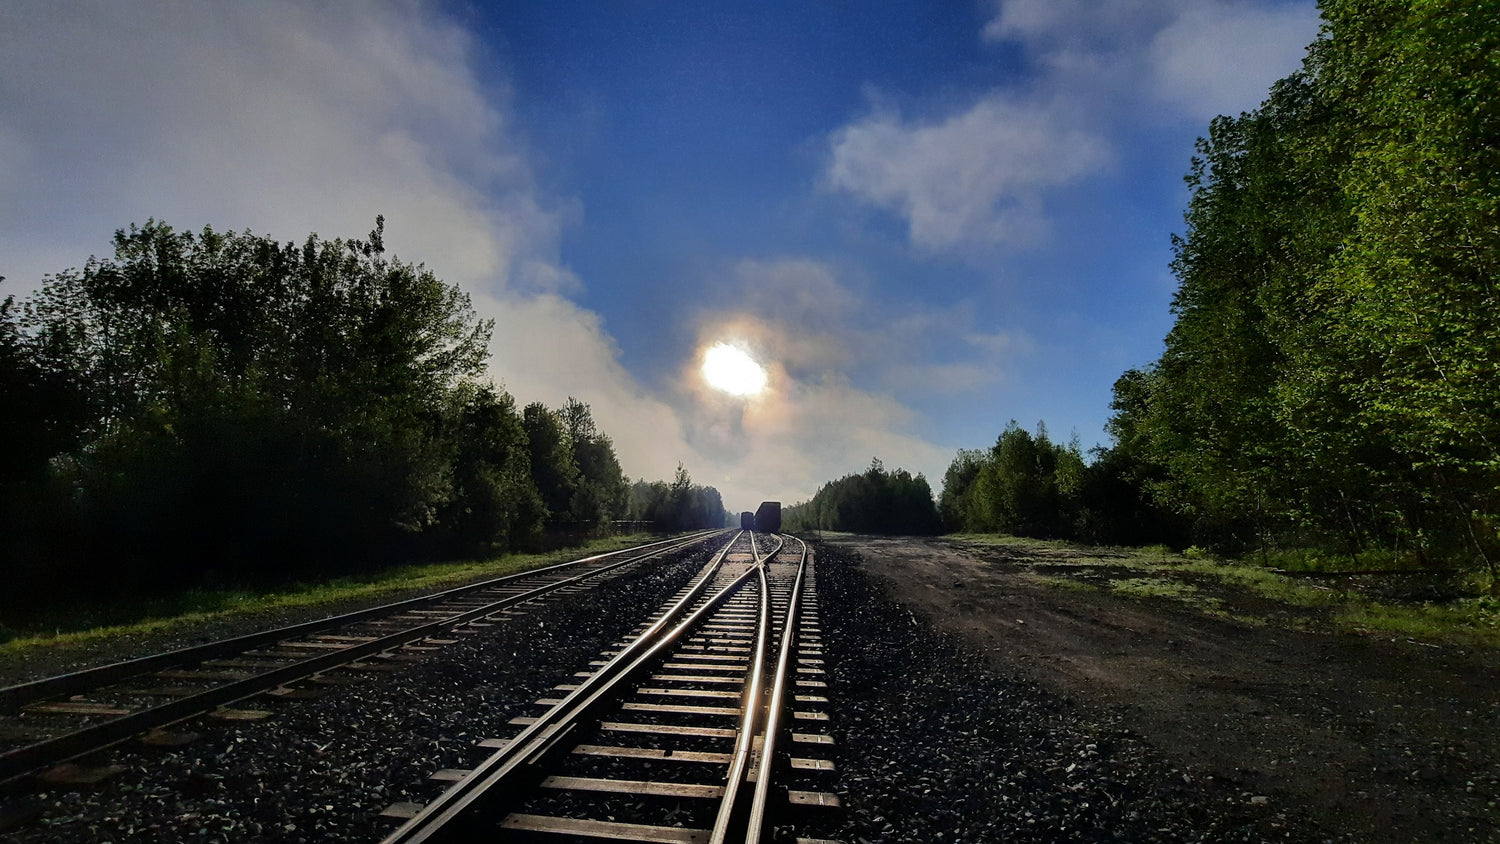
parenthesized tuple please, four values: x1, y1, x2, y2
(0, 1, 1320, 510)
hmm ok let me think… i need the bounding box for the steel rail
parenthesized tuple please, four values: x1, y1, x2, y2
(381, 530, 755, 844)
(0, 530, 726, 784)
(709, 533, 774, 843)
(1, 529, 722, 714)
(744, 535, 808, 843)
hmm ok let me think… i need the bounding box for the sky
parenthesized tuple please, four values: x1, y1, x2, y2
(0, 0, 1321, 512)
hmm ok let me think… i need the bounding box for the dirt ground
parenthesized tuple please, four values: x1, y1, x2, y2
(822, 534, 1500, 843)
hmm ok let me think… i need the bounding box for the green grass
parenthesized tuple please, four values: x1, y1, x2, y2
(0, 534, 664, 654)
(946, 533, 1088, 552)
(1110, 576, 1226, 614)
(1023, 573, 1099, 592)
(1111, 576, 1202, 600)
(1172, 559, 1343, 607)
(1335, 596, 1500, 647)
(1263, 546, 1434, 573)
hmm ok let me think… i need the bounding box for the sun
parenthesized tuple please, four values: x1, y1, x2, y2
(702, 342, 768, 397)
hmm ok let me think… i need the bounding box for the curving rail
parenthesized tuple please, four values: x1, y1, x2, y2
(381, 531, 820, 844)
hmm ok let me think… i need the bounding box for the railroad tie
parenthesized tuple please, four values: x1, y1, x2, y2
(500, 814, 709, 843)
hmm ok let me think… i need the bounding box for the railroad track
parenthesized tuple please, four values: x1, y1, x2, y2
(0, 530, 726, 785)
(380, 530, 840, 844)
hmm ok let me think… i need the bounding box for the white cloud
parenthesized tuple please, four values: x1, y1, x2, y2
(477, 291, 698, 483)
(0, 1, 562, 297)
(1147, 2, 1321, 120)
(747, 374, 954, 501)
(827, 95, 1109, 250)
(983, 0, 1174, 50)
(983, 0, 1319, 121)
(483, 271, 975, 508)
(709, 258, 1028, 394)
(830, 1, 1317, 251)
(670, 363, 956, 508)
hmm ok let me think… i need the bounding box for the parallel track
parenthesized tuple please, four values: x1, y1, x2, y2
(0, 530, 726, 784)
(381, 531, 835, 844)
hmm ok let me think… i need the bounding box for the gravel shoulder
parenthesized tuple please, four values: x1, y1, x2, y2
(0, 546, 716, 842)
(0, 592, 462, 689)
(0, 536, 691, 687)
(820, 533, 1500, 843)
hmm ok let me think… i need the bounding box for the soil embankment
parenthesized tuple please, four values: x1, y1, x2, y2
(825, 534, 1499, 843)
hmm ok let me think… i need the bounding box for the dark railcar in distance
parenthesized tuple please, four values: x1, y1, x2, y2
(740, 511, 754, 530)
(754, 501, 781, 534)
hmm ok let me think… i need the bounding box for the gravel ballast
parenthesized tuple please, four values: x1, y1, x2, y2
(788, 540, 1335, 843)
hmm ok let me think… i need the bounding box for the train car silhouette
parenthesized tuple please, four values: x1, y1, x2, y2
(753, 501, 781, 533)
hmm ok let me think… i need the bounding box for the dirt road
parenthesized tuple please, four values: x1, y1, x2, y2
(823, 534, 1500, 843)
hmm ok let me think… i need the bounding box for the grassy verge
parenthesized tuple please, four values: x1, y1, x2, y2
(947, 533, 1500, 648)
(0, 534, 666, 654)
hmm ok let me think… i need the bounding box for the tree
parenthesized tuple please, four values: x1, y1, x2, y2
(522, 402, 581, 529)
(938, 449, 987, 532)
(667, 463, 697, 531)
(625, 465, 729, 531)
(781, 458, 940, 535)
(438, 384, 545, 553)
(0, 292, 88, 489)
(935, 423, 1097, 541)
(6, 217, 494, 595)
(1115, 0, 1500, 570)
(561, 397, 629, 528)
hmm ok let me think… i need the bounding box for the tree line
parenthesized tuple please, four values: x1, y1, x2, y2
(782, 459, 941, 535)
(0, 218, 724, 610)
(783, 425, 1179, 546)
(937, 423, 1184, 545)
(625, 464, 732, 534)
(1108, 0, 1498, 573)
(790, 1, 1498, 577)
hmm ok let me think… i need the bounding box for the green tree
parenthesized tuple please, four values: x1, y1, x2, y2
(560, 397, 629, 528)
(522, 402, 582, 529)
(1117, 0, 1500, 571)
(438, 384, 545, 553)
(781, 458, 940, 535)
(625, 465, 728, 531)
(10, 217, 493, 592)
(0, 292, 88, 489)
(937, 448, 986, 531)
(1303, 0, 1500, 570)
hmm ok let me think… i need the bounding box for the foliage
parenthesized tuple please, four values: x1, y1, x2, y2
(0, 219, 634, 611)
(625, 464, 729, 531)
(967, 423, 1083, 538)
(517, 397, 632, 540)
(436, 384, 546, 554)
(524, 401, 583, 528)
(940, 424, 1073, 539)
(1110, 0, 1500, 574)
(560, 397, 631, 529)
(937, 449, 986, 533)
(933, 417, 1187, 545)
(778, 0, 1497, 605)
(782, 458, 941, 535)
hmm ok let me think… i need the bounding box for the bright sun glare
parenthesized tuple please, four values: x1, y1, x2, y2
(702, 343, 768, 397)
